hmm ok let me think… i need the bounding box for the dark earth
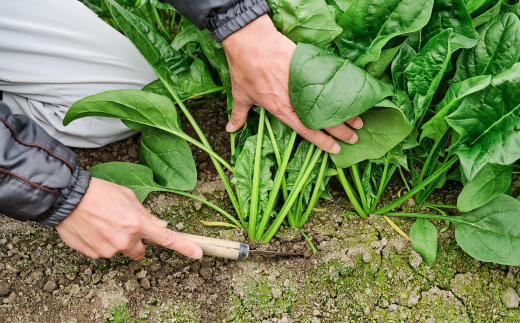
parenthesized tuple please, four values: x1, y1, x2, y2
(1, 100, 520, 322)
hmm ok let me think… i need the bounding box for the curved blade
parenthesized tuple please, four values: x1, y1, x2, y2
(248, 250, 303, 257)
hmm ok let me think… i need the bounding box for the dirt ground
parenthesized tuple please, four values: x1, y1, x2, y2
(2, 101, 520, 323)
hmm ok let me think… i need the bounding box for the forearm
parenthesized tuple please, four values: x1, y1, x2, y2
(0, 101, 91, 228)
(164, 0, 270, 42)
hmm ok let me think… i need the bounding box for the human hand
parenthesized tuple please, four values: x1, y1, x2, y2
(55, 178, 203, 260)
(221, 15, 363, 154)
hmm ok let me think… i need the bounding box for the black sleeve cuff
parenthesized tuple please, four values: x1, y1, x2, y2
(208, 0, 270, 42)
(37, 169, 91, 228)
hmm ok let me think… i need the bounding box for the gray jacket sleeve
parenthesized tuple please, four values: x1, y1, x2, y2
(0, 100, 91, 228)
(166, 0, 270, 42)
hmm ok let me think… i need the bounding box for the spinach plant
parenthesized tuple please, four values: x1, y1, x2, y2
(283, 0, 520, 266)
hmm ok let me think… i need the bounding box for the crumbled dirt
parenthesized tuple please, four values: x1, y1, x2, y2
(2, 101, 520, 322)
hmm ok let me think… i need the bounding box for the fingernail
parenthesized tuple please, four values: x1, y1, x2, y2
(348, 133, 359, 144)
(352, 118, 363, 129)
(329, 143, 341, 154)
(193, 248, 203, 259)
(226, 122, 236, 132)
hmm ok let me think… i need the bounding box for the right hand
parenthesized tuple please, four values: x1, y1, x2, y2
(222, 15, 362, 154)
(56, 178, 203, 260)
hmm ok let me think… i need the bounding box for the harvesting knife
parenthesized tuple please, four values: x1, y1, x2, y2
(144, 232, 303, 260)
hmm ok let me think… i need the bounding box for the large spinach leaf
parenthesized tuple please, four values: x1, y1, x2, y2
(334, 0, 434, 67)
(457, 163, 513, 212)
(139, 127, 197, 191)
(63, 89, 230, 168)
(453, 194, 520, 265)
(330, 108, 413, 168)
(452, 13, 520, 83)
(268, 0, 343, 48)
(447, 63, 520, 180)
(289, 43, 394, 130)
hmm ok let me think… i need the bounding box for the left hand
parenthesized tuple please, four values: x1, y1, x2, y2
(221, 15, 363, 154)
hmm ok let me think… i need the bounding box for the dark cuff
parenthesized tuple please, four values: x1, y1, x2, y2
(208, 0, 270, 42)
(38, 169, 92, 228)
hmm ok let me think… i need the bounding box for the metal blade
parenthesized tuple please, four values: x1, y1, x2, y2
(248, 250, 303, 257)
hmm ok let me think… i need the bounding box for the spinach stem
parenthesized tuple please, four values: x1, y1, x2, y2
(262, 150, 323, 243)
(161, 188, 242, 228)
(370, 154, 391, 213)
(286, 145, 316, 227)
(255, 132, 297, 240)
(264, 117, 293, 220)
(176, 16, 184, 37)
(350, 164, 369, 213)
(184, 99, 213, 108)
(422, 203, 458, 209)
(300, 230, 317, 254)
(298, 153, 329, 228)
(152, 6, 173, 42)
(375, 157, 458, 214)
(336, 168, 368, 219)
(248, 108, 266, 239)
(398, 167, 411, 192)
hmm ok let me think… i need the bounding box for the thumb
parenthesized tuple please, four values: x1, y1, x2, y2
(226, 98, 251, 132)
(143, 223, 203, 259)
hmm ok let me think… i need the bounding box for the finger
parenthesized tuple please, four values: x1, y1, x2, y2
(123, 242, 146, 260)
(324, 123, 358, 145)
(142, 224, 203, 259)
(346, 116, 363, 129)
(226, 98, 251, 132)
(275, 110, 341, 154)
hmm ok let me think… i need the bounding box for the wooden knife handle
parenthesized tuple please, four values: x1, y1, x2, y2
(143, 232, 249, 260)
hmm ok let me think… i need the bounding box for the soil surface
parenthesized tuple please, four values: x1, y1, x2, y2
(2, 101, 520, 322)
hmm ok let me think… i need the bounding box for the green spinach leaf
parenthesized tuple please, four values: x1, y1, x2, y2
(453, 194, 520, 265)
(452, 13, 520, 83)
(420, 0, 479, 50)
(457, 163, 513, 212)
(404, 29, 454, 123)
(90, 162, 164, 202)
(421, 75, 492, 143)
(334, 0, 434, 67)
(268, 0, 343, 48)
(171, 24, 199, 51)
(139, 126, 197, 191)
(231, 135, 275, 220)
(391, 43, 417, 92)
(410, 218, 438, 266)
(289, 43, 394, 130)
(330, 108, 413, 168)
(447, 63, 520, 180)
